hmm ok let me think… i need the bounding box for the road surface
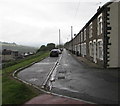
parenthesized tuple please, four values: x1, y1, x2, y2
(18, 57, 58, 87)
(17, 49, 119, 104)
(51, 49, 119, 104)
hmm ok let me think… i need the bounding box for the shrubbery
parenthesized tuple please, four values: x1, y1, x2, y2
(37, 43, 55, 52)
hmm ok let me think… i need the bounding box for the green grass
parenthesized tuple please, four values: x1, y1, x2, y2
(2, 76, 39, 104)
(2, 51, 49, 104)
(0, 70, 2, 106)
(3, 51, 49, 74)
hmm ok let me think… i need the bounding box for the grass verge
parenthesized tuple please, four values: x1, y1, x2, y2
(2, 51, 49, 104)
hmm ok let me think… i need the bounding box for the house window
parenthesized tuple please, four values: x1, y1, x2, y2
(78, 44, 80, 53)
(97, 13, 103, 35)
(81, 32, 83, 42)
(84, 43, 86, 55)
(89, 41, 93, 57)
(84, 29, 86, 41)
(75, 45, 77, 52)
(97, 39, 103, 60)
(81, 43, 84, 56)
(89, 22, 92, 38)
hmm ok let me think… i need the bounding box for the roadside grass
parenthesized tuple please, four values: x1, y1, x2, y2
(3, 51, 49, 74)
(0, 70, 2, 105)
(2, 51, 49, 104)
(2, 75, 40, 104)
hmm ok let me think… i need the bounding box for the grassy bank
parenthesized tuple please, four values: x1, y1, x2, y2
(2, 51, 49, 104)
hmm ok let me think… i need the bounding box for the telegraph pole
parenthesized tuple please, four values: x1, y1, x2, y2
(71, 26, 73, 40)
(59, 29, 60, 48)
(71, 26, 73, 53)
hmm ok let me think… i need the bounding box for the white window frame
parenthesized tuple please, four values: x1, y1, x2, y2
(78, 44, 80, 53)
(84, 43, 86, 55)
(81, 32, 83, 42)
(81, 43, 84, 56)
(93, 40, 97, 63)
(89, 22, 93, 38)
(97, 39, 103, 60)
(84, 29, 86, 41)
(97, 13, 103, 35)
(89, 41, 93, 57)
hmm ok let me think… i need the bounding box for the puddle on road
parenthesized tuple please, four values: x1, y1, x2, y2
(29, 78, 38, 82)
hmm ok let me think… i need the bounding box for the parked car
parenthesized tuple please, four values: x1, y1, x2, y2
(50, 49, 59, 57)
(57, 49, 62, 54)
(60, 48, 63, 52)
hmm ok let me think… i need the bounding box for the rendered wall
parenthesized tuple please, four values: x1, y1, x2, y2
(108, 2, 120, 68)
(118, 2, 120, 68)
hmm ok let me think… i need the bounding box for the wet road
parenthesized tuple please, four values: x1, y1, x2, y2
(51, 49, 119, 104)
(18, 57, 58, 87)
(17, 49, 119, 104)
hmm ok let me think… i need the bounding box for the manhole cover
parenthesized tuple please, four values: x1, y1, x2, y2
(58, 76, 65, 79)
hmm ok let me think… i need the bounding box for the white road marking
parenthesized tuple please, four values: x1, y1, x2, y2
(59, 87, 79, 93)
(29, 78, 38, 82)
(63, 64, 69, 66)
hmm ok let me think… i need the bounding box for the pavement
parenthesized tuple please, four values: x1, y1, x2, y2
(25, 94, 88, 104)
(71, 52, 120, 79)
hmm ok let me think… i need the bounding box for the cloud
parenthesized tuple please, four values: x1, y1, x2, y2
(0, 0, 110, 47)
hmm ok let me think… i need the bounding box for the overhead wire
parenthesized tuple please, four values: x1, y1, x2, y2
(72, 0, 81, 37)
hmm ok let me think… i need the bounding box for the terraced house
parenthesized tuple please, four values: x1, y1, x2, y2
(65, 1, 120, 68)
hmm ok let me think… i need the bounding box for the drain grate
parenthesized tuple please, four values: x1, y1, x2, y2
(59, 71, 66, 73)
(58, 76, 65, 79)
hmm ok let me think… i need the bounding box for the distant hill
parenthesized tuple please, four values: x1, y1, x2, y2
(0, 41, 38, 54)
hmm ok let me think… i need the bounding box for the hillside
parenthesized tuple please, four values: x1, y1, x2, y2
(0, 42, 38, 54)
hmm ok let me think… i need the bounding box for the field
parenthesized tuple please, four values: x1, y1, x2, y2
(0, 42, 38, 54)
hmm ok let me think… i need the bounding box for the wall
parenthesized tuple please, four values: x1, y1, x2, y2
(2, 55, 14, 61)
(118, 2, 120, 67)
(108, 2, 120, 68)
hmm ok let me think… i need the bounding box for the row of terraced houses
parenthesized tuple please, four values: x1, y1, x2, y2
(65, 1, 120, 68)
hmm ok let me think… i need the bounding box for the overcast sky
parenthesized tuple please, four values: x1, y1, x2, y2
(0, 0, 110, 47)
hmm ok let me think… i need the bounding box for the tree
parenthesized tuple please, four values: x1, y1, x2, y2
(46, 43, 55, 51)
(56, 44, 64, 48)
(37, 43, 56, 53)
(37, 45, 46, 52)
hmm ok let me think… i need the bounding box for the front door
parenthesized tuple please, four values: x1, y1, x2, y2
(93, 41, 97, 63)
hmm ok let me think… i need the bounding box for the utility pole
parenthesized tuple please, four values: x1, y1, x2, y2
(59, 29, 60, 48)
(71, 26, 73, 40)
(71, 26, 73, 53)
